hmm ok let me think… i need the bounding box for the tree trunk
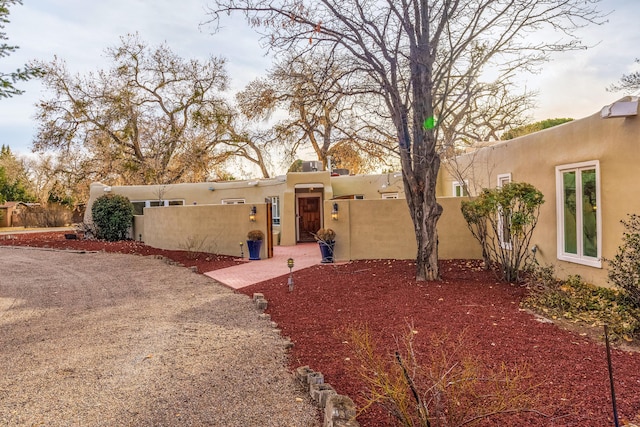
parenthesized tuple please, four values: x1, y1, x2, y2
(406, 168, 443, 282)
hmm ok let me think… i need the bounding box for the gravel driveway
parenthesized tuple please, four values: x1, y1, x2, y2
(0, 247, 319, 426)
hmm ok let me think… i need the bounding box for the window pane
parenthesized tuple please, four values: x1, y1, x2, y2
(563, 171, 577, 254)
(132, 202, 145, 215)
(581, 169, 598, 257)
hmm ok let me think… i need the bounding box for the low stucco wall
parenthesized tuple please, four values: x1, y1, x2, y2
(143, 204, 269, 259)
(326, 197, 481, 261)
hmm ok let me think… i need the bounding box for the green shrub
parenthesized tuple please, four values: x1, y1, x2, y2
(91, 194, 134, 241)
(461, 182, 544, 282)
(608, 214, 640, 313)
(524, 267, 640, 341)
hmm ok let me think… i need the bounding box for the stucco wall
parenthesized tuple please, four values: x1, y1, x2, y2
(325, 198, 481, 261)
(439, 109, 640, 286)
(143, 204, 269, 259)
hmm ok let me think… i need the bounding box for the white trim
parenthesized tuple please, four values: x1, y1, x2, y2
(381, 193, 399, 199)
(270, 196, 280, 225)
(496, 173, 512, 249)
(555, 160, 602, 268)
(452, 180, 469, 197)
(221, 198, 246, 205)
(497, 173, 512, 188)
(131, 199, 185, 215)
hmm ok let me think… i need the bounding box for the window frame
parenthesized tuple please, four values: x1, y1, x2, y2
(221, 198, 246, 205)
(131, 199, 184, 215)
(452, 180, 469, 197)
(381, 193, 399, 199)
(555, 160, 602, 268)
(496, 173, 512, 250)
(270, 196, 280, 225)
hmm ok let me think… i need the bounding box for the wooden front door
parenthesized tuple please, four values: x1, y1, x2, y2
(297, 197, 321, 242)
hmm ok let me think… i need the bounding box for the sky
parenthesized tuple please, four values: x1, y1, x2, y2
(0, 0, 639, 161)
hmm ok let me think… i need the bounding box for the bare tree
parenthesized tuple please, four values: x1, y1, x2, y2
(237, 50, 394, 171)
(608, 58, 640, 94)
(33, 33, 234, 185)
(220, 111, 274, 178)
(207, 0, 605, 280)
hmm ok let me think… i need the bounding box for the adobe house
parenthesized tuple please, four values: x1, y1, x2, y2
(438, 97, 640, 286)
(85, 97, 639, 287)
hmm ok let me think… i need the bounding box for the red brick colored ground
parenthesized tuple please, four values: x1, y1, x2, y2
(3, 232, 640, 426)
(239, 259, 640, 427)
(0, 231, 241, 272)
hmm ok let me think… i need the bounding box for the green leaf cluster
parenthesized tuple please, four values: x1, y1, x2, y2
(607, 214, 640, 311)
(461, 182, 544, 282)
(91, 194, 134, 241)
(524, 271, 640, 342)
(501, 118, 573, 140)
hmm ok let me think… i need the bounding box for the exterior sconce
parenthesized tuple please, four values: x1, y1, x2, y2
(249, 206, 257, 222)
(287, 258, 295, 291)
(331, 202, 339, 221)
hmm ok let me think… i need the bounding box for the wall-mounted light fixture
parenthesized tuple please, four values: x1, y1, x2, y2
(249, 205, 257, 222)
(331, 202, 339, 221)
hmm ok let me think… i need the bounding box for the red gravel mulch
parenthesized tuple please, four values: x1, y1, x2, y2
(0, 231, 242, 272)
(3, 231, 640, 426)
(239, 259, 640, 427)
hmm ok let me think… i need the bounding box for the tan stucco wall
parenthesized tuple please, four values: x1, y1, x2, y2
(330, 173, 405, 199)
(325, 198, 481, 261)
(143, 204, 269, 259)
(439, 109, 640, 286)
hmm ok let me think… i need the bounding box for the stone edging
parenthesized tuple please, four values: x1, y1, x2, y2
(252, 293, 360, 427)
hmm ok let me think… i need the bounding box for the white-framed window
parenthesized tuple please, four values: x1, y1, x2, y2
(496, 173, 512, 249)
(452, 180, 469, 197)
(222, 198, 245, 205)
(556, 161, 601, 268)
(381, 193, 399, 199)
(271, 196, 280, 225)
(131, 199, 184, 215)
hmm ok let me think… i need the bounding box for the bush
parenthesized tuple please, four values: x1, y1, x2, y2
(524, 266, 640, 341)
(461, 182, 544, 282)
(247, 229, 264, 241)
(608, 214, 640, 313)
(347, 325, 536, 426)
(315, 228, 336, 242)
(91, 194, 134, 241)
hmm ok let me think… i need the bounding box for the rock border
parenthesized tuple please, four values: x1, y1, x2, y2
(252, 293, 360, 427)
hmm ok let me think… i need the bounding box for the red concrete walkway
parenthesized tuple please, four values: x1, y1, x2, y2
(204, 243, 322, 289)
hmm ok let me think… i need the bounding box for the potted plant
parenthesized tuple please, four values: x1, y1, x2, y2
(315, 228, 336, 263)
(246, 229, 265, 260)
